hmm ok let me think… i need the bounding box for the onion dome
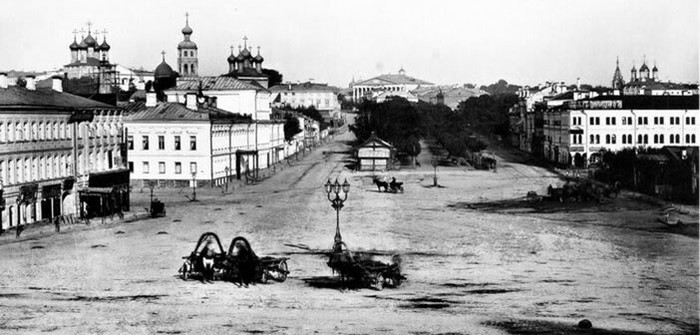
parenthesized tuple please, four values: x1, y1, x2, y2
(254, 47, 264, 62)
(78, 37, 88, 49)
(69, 37, 79, 50)
(83, 33, 97, 47)
(639, 63, 649, 72)
(240, 46, 252, 58)
(100, 38, 111, 51)
(155, 54, 174, 79)
(182, 22, 193, 35)
(652, 64, 658, 72)
(227, 47, 236, 63)
(178, 40, 197, 49)
(631, 65, 637, 71)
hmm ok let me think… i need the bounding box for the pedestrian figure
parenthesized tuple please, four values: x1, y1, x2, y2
(15, 224, 23, 238)
(54, 216, 60, 233)
(82, 202, 90, 225)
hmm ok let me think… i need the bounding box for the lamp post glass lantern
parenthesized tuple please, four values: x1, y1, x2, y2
(325, 178, 350, 244)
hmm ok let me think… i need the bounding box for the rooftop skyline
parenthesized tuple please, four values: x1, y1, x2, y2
(0, 0, 697, 88)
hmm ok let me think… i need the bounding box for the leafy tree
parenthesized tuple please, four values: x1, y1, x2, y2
(479, 79, 521, 95)
(262, 69, 283, 87)
(283, 114, 302, 142)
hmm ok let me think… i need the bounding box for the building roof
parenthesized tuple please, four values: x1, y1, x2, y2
(354, 73, 433, 87)
(64, 58, 102, 68)
(170, 76, 263, 92)
(123, 101, 252, 122)
(269, 82, 338, 93)
(582, 95, 699, 110)
(375, 90, 418, 101)
(0, 86, 115, 109)
(358, 132, 394, 150)
(222, 67, 269, 79)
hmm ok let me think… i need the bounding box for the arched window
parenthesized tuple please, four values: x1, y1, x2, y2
(675, 134, 680, 143)
(653, 134, 658, 143)
(693, 134, 697, 143)
(0, 122, 5, 142)
(595, 135, 600, 144)
(605, 134, 610, 144)
(638, 134, 642, 144)
(644, 134, 648, 144)
(659, 134, 664, 143)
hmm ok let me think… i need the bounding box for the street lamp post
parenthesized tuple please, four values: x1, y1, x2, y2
(431, 158, 439, 187)
(149, 181, 155, 204)
(191, 171, 197, 202)
(325, 178, 350, 244)
(224, 167, 229, 193)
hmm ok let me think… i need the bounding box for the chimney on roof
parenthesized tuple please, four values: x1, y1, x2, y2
(146, 90, 157, 107)
(0, 72, 7, 89)
(25, 75, 36, 91)
(52, 76, 63, 92)
(185, 93, 197, 111)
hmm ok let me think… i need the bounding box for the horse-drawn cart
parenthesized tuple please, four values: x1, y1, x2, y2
(328, 241, 405, 290)
(179, 233, 289, 284)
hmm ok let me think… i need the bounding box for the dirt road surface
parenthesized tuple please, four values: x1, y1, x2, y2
(0, 130, 697, 334)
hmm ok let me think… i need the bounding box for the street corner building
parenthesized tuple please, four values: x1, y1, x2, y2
(0, 73, 130, 232)
(123, 90, 287, 189)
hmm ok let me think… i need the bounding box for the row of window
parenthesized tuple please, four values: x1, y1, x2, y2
(0, 121, 120, 144)
(128, 161, 197, 175)
(127, 135, 197, 151)
(582, 133, 697, 145)
(0, 155, 70, 186)
(586, 116, 696, 126)
(181, 50, 196, 58)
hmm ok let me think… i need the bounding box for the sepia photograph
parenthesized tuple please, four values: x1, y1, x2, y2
(0, 0, 698, 334)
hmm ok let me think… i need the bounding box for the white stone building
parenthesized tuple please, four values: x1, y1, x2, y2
(0, 74, 129, 231)
(124, 92, 285, 187)
(270, 82, 340, 122)
(350, 68, 434, 103)
(542, 95, 699, 167)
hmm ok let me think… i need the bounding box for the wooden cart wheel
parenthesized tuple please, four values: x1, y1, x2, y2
(180, 262, 189, 281)
(372, 273, 384, 291)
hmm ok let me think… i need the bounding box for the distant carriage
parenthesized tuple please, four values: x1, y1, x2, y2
(327, 241, 405, 290)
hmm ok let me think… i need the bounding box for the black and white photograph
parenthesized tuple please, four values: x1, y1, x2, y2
(0, 0, 698, 334)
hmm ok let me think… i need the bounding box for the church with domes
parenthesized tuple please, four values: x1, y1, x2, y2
(222, 37, 269, 88)
(63, 23, 118, 94)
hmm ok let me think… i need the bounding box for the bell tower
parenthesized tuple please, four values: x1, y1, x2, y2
(177, 12, 198, 76)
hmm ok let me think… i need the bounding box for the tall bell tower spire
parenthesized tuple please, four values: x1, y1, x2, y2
(177, 12, 198, 77)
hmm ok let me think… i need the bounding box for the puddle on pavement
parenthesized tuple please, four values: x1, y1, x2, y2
(157, 231, 168, 235)
(483, 318, 668, 335)
(64, 294, 166, 302)
(115, 231, 125, 234)
(90, 244, 107, 248)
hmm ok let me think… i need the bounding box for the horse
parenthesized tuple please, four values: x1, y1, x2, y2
(373, 178, 389, 192)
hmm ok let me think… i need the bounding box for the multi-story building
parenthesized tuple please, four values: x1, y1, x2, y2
(124, 92, 285, 187)
(542, 95, 699, 167)
(270, 82, 340, 122)
(350, 68, 434, 103)
(0, 73, 129, 231)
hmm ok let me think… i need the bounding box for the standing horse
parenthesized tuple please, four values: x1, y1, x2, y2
(373, 178, 389, 192)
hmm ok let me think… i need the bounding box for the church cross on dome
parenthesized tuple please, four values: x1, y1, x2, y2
(86, 21, 93, 33)
(186, 12, 189, 24)
(230, 45, 234, 54)
(243, 36, 248, 49)
(102, 29, 108, 38)
(161, 50, 166, 61)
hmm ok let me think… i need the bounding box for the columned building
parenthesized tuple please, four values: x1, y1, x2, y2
(177, 13, 198, 77)
(350, 68, 434, 103)
(0, 74, 129, 232)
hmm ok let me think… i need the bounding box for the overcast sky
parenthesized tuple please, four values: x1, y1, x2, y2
(0, 0, 697, 87)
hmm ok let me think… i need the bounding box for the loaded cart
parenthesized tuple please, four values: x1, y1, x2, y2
(178, 232, 227, 281)
(328, 241, 405, 290)
(179, 234, 289, 284)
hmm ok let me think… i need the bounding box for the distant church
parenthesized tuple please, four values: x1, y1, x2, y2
(64, 23, 117, 94)
(612, 57, 697, 96)
(222, 37, 269, 88)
